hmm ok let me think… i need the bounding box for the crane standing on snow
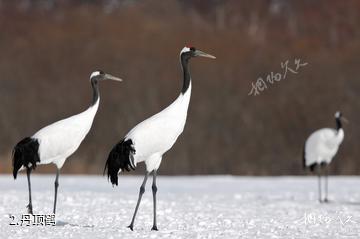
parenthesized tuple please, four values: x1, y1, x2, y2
(12, 71, 122, 214)
(104, 46, 216, 231)
(303, 111, 347, 203)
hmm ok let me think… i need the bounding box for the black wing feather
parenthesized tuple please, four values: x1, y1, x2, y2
(12, 137, 40, 179)
(104, 139, 136, 186)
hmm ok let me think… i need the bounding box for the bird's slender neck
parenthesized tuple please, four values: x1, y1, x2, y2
(181, 56, 191, 94)
(336, 117, 342, 132)
(91, 79, 100, 106)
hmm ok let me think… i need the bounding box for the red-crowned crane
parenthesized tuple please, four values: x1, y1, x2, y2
(104, 46, 216, 231)
(303, 111, 347, 203)
(12, 70, 122, 214)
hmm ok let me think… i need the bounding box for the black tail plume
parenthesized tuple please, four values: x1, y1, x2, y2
(302, 143, 306, 170)
(104, 139, 136, 186)
(12, 137, 40, 179)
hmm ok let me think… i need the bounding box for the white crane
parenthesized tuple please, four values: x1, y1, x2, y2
(104, 46, 216, 231)
(303, 111, 347, 202)
(12, 70, 122, 214)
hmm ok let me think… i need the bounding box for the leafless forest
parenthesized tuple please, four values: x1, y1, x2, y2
(0, 0, 359, 175)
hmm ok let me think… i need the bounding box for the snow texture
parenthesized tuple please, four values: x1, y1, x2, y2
(1, 175, 360, 238)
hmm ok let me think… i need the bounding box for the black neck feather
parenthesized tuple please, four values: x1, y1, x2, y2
(181, 56, 191, 94)
(336, 117, 342, 131)
(91, 79, 100, 106)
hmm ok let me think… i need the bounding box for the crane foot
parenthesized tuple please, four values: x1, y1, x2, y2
(27, 204, 33, 214)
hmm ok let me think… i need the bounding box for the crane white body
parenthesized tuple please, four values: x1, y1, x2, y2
(125, 83, 191, 171)
(33, 99, 99, 168)
(304, 128, 344, 167)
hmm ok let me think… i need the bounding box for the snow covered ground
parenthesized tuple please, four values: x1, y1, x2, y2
(0, 175, 360, 239)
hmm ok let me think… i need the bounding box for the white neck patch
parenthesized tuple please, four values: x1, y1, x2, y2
(90, 71, 101, 79)
(335, 111, 341, 118)
(180, 47, 191, 55)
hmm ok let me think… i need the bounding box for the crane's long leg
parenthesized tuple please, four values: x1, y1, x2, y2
(53, 168, 60, 214)
(26, 168, 33, 214)
(128, 172, 149, 231)
(151, 170, 158, 231)
(317, 165, 322, 203)
(324, 165, 329, 203)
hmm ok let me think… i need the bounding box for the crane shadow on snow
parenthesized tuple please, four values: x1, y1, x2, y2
(322, 199, 360, 206)
(56, 220, 95, 228)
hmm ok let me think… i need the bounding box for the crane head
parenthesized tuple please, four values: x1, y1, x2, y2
(180, 46, 216, 61)
(335, 111, 349, 123)
(335, 111, 342, 118)
(90, 70, 123, 83)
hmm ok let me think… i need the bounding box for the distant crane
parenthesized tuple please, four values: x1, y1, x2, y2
(12, 70, 122, 214)
(303, 111, 347, 202)
(104, 46, 216, 231)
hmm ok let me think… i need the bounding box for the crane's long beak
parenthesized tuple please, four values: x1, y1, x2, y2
(195, 50, 216, 59)
(342, 116, 349, 124)
(104, 73, 123, 82)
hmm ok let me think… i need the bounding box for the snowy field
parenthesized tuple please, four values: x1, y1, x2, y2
(1, 175, 360, 239)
